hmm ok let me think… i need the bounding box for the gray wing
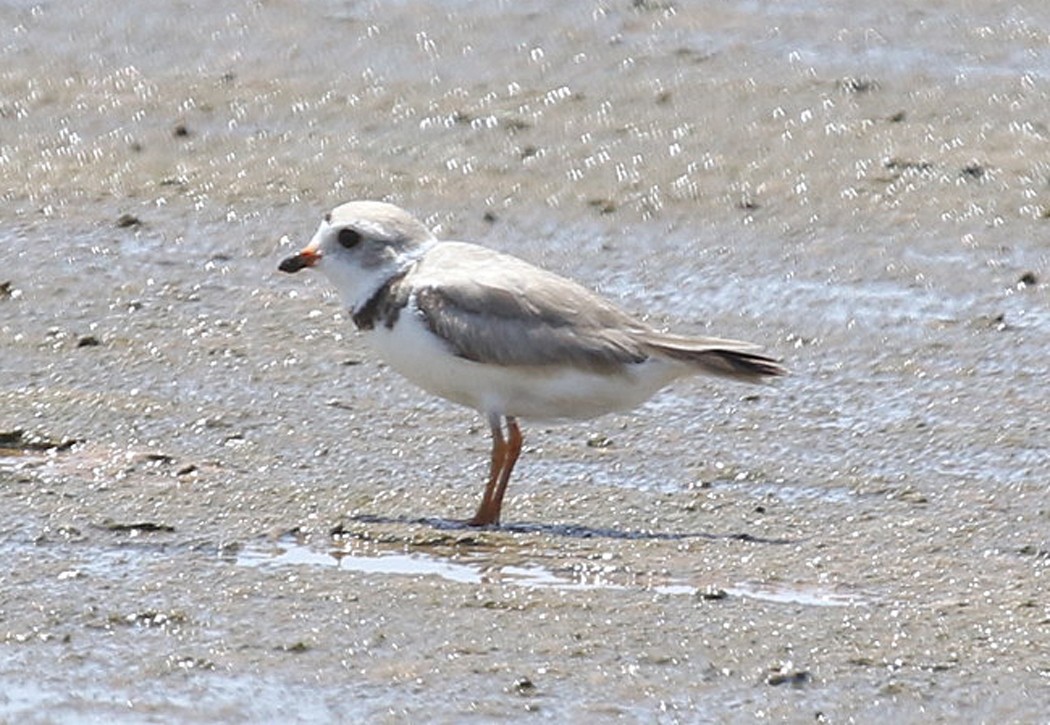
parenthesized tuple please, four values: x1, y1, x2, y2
(410, 243, 650, 372)
(409, 242, 786, 381)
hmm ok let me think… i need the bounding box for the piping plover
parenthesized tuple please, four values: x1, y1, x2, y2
(279, 201, 784, 526)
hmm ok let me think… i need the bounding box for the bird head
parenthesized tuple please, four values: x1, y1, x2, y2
(279, 200, 437, 311)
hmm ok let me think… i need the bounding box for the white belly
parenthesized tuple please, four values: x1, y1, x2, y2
(363, 310, 684, 421)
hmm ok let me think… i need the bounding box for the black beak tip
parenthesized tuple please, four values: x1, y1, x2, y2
(278, 255, 307, 274)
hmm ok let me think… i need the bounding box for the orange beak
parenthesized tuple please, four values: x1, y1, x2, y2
(278, 248, 321, 273)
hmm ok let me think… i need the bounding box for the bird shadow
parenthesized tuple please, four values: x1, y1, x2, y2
(344, 513, 800, 545)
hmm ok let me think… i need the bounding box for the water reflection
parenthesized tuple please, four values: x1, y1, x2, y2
(237, 536, 869, 607)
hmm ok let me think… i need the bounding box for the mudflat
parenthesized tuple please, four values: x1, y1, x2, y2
(1, 1, 1048, 721)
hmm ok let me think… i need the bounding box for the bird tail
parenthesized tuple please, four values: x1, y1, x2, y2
(639, 332, 786, 383)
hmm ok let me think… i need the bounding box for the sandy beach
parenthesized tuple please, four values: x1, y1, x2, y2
(2, 1, 1048, 721)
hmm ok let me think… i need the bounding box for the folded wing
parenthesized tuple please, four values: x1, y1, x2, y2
(410, 242, 784, 382)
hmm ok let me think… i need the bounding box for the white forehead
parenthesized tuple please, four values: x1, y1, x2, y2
(326, 201, 436, 244)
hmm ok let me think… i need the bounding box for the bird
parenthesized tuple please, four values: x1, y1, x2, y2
(279, 201, 784, 527)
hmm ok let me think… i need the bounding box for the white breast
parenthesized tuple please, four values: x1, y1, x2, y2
(363, 303, 686, 421)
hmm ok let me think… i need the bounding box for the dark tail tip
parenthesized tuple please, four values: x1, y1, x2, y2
(706, 349, 786, 381)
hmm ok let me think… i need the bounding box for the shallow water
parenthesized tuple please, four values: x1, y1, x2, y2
(2, 0, 1050, 722)
(238, 535, 869, 606)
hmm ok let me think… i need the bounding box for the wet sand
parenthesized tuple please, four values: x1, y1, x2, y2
(2, 1, 1049, 721)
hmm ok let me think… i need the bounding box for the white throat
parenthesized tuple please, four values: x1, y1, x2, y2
(341, 239, 438, 315)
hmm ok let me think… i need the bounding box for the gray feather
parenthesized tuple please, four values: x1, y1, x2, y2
(637, 332, 786, 382)
(408, 242, 785, 382)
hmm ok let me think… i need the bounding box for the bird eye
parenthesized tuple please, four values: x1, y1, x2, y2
(338, 228, 362, 249)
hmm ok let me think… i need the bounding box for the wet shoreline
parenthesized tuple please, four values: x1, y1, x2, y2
(3, 0, 1049, 721)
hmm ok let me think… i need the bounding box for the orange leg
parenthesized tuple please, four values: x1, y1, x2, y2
(467, 415, 524, 527)
(486, 417, 523, 526)
(467, 414, 508, 527)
